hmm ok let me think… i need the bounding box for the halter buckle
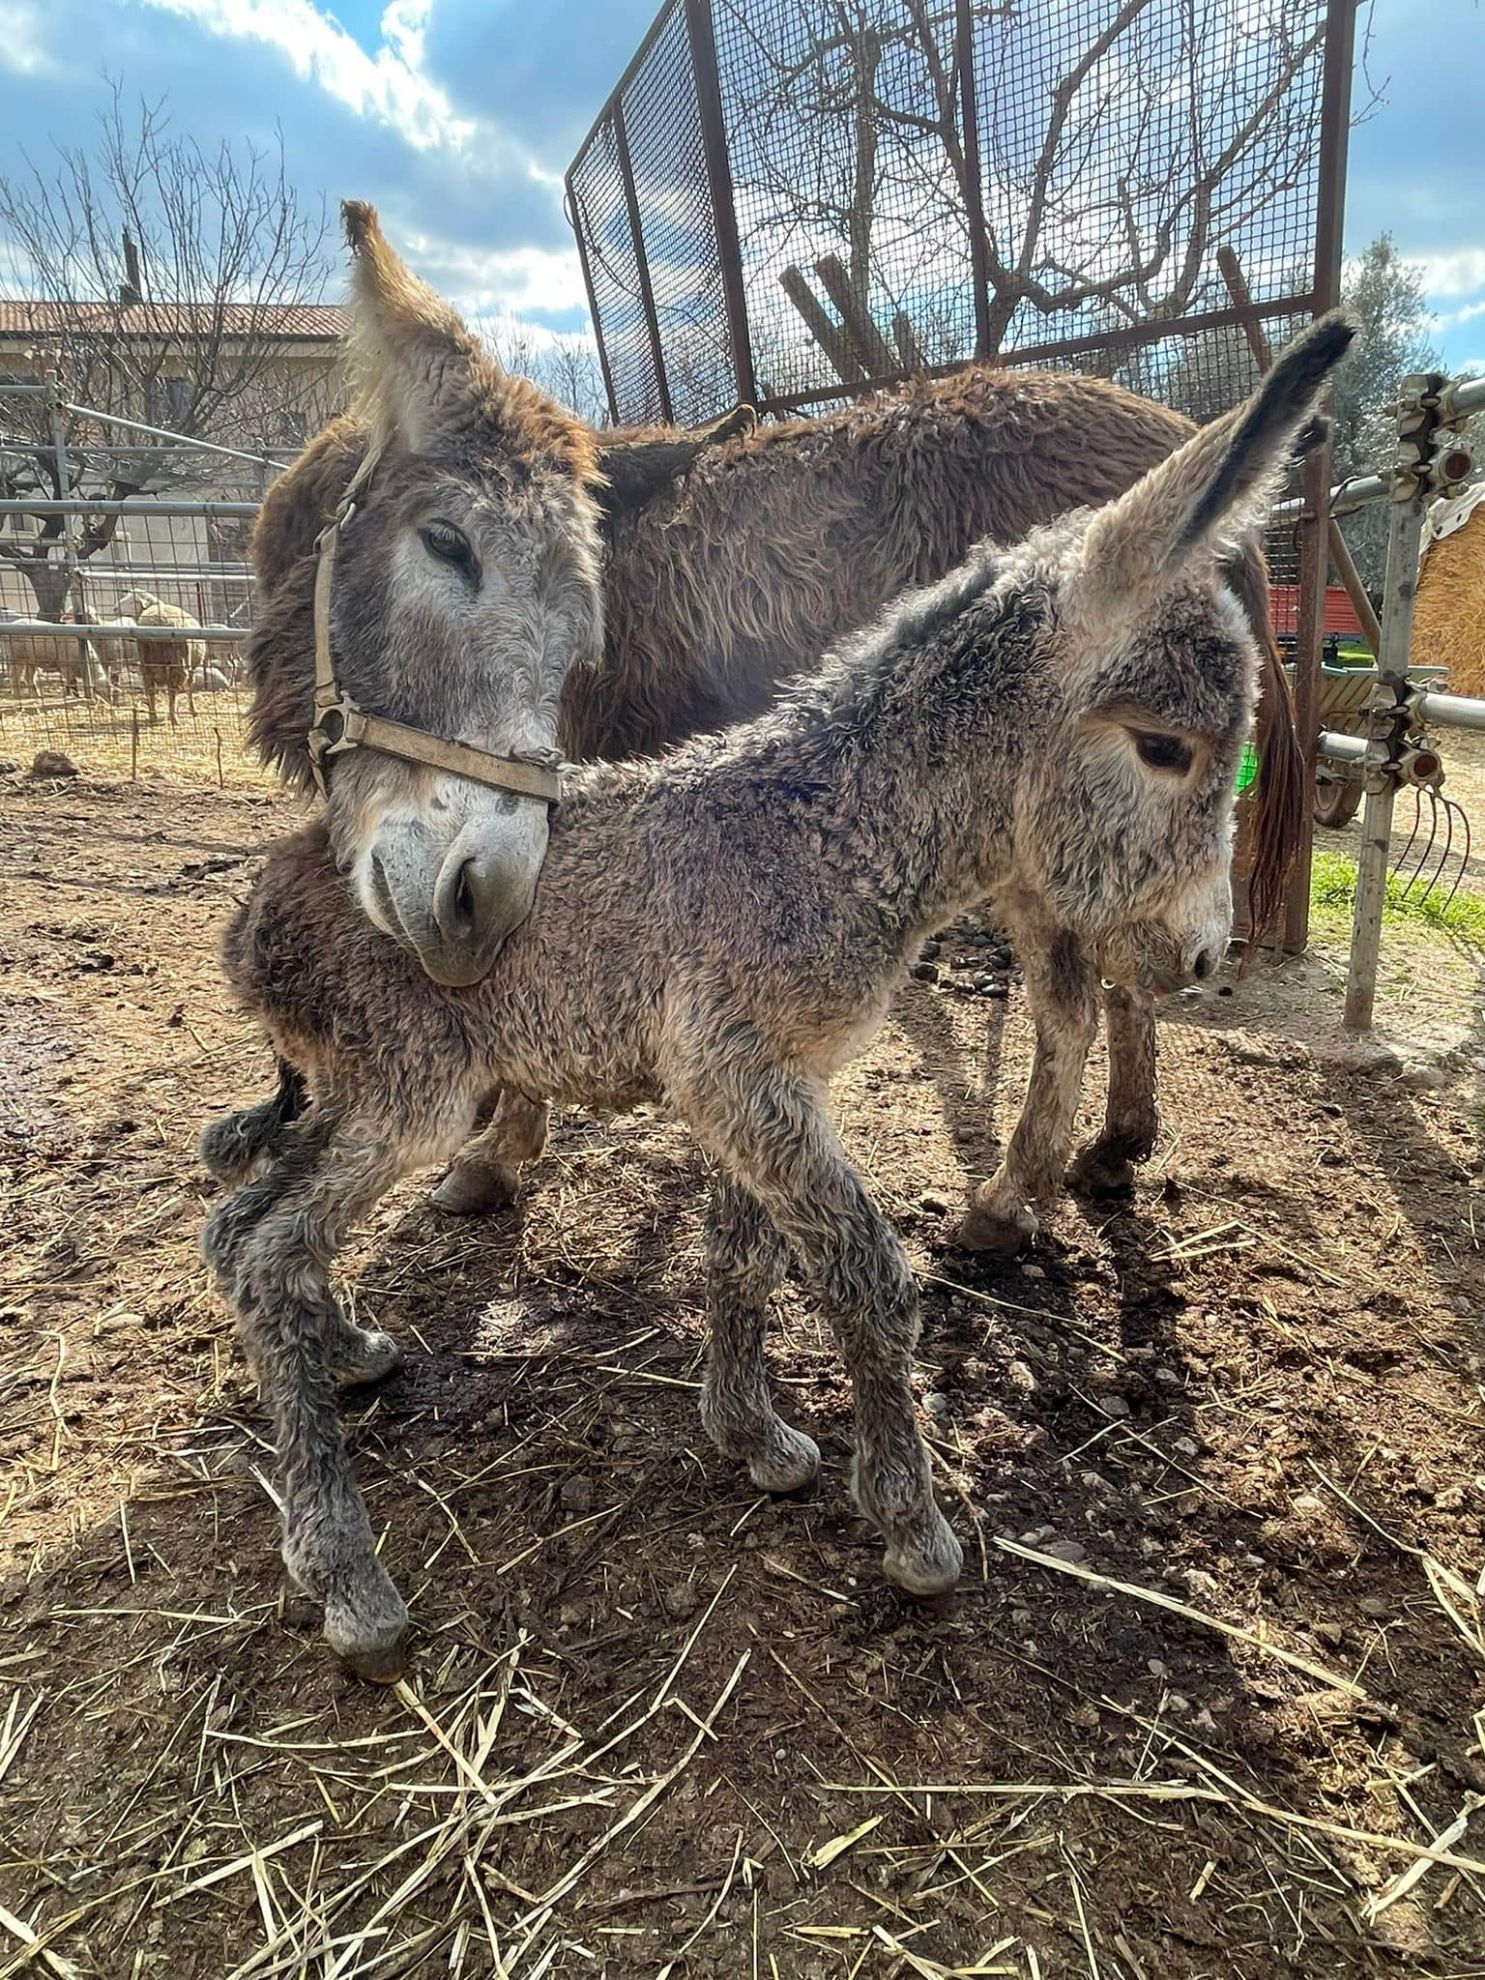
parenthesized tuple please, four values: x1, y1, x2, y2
(305, 695, 366, 796)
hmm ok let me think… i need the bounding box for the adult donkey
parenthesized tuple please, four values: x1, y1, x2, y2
(216, 203, 1303, 1248)
(206, 315, 1352, 1675)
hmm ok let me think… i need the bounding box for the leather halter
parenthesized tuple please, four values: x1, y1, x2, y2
(306, 451, 565, 805)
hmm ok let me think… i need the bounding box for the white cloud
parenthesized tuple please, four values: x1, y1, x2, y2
(401, 233, 588, 320)
(139, 0, 477, 153)
(1415, 249, 1485, 299)
(0, 0, 61, 76)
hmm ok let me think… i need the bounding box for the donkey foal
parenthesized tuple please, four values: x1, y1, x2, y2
(204, 316, 1351, 1679)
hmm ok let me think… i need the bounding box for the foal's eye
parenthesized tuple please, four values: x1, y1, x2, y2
(420, 521, 475, 572)
(1132, 730, 1194, 776)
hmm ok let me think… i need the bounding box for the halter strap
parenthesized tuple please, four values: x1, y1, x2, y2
(306, 448, 565, 806)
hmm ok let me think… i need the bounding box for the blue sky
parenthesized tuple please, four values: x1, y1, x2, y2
(0, 0, 1481, 367)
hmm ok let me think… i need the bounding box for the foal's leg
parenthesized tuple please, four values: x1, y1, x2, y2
(429, 1088, 548, 1215)
(686, 1064, 960, 1595)
(203, 1124, 403, 1386)
(699, 1174, 820, 1492)
(958, 928, 1099, 1254)
(1069, 985, 1159, 1197)
(203, 1119, 415, 1676)
(199, 1058, 310, 1182)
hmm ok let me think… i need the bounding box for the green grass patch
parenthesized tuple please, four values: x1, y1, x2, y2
(1310, 847, 1485, 944)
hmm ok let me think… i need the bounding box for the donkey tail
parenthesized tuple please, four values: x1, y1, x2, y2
(1228, 538, 1305, 947)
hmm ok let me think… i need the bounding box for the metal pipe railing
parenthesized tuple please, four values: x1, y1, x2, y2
(1418, 690, 1485, 735)
(0, 498, 259, 519)
(0, 618, 245, 643)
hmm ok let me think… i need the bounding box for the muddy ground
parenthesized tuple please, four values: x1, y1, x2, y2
(3, 768, 1485, 1980)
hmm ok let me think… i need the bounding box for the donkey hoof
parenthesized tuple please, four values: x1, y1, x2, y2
(883, 1509, 963, 1597)
(748, 1425, 820, 1494)
(331, 1329, 402, 1387)
(955, 1199, 1036, 1255)
(323, 1575, 410, 1685)
(1068, 1146, 1136, 1198)
(429, 1162, 517, 1217)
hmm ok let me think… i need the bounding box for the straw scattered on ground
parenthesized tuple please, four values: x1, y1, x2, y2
(3, 768, 1485, 1979)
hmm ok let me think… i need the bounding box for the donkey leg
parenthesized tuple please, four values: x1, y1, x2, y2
(429, 1088, 548, 1215)
(203, 1123, 413, 1677)
(1069, 986, 1159, 1198)
(958, 929, 1099, 1254)
(699, 1174, 820, 1493)
(199, 1058, 310, 1182)
(202, 1099, 397, 1387)
(689, 1065, 960, 1595)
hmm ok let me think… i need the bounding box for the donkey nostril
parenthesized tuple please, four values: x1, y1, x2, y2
(454, 861, 477, 932)
(1192, 948, 1213, 981)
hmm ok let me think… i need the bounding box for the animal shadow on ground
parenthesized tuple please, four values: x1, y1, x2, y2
(7, 1041, 1485, 1978)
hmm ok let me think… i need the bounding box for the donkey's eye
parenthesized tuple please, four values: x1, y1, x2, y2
(1131, 730, 1193, 775)
(420, 521, 475, 573)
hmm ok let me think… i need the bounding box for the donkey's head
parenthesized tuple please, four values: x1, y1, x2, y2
(305, 203, 604, 985)
(1014, 314, 1351, 993)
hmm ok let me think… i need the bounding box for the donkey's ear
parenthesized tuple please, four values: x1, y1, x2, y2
(595, 404, 755, 520)
(1078, 312, 1355, 615)
(341, 200, 497, 454)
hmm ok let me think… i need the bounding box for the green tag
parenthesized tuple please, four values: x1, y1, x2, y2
(1235, 741, 1258, 794)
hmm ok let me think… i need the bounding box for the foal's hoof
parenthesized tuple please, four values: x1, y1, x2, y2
(1068, 1146, 1137, 1198)
(331, 1329, 402, 1387)
(323, 1574, 411, 1685)
(882, 1508, 964, 1597)
(748, 1424, 821, 1494)
(428, 1162, 517, 1217)
(955, 1199, 1036, 1256)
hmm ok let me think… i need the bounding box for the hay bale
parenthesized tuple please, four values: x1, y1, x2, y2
(1411, 485, 1485, 696)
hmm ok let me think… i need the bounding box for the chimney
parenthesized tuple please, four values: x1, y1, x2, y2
(119, 232, 143, 306)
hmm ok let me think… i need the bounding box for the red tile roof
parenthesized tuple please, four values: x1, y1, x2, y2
(0, 300, 347, 341)
(1269, 584, 1367, 638)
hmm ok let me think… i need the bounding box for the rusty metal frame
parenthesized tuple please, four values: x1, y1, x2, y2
(1280, 0, 1360, 953)
(570, 0, 1358, 427)
(569, 0, 1362, 949)
(611, 99, 675, 425)
(685, 0, 758, 408)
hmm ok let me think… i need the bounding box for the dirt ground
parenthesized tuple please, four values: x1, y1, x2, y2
(4, 767, 1485, 1980)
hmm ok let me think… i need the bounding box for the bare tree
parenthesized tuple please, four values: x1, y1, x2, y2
(717, 0, 1335, 389)
(474, 312, 611, 427)
(0, 87, 338, 621)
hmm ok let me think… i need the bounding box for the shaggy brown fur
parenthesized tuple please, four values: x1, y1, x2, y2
(231, 243, 1303, 1230)
(248, 367, 1300, 939)
(203, 318, 1351, 1676)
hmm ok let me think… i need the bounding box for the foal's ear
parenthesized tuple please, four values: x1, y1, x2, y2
(341, 199, 497, 454)
(1077, 312, 1355, 616)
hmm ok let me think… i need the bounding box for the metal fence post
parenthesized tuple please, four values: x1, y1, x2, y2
(1342, 376, 1446, 1031)
(564, 179, 622, 425)
(685, 0, 758, 408)
(954, 0, 993, 361)
(1281, 0, 1359, 952)
(44, 375, 80, 615)
(611, 100, 676, 425)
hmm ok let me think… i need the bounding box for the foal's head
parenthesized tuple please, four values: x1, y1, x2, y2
(1013, 314, 1351, 994)
(287, 204, 604, 985)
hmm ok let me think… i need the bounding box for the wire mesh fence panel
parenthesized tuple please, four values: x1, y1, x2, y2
(0, 390, 271, 784)
(570, 0, 1342, 428)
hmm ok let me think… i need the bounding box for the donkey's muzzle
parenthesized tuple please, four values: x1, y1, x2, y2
(365, 806, 548, 986)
